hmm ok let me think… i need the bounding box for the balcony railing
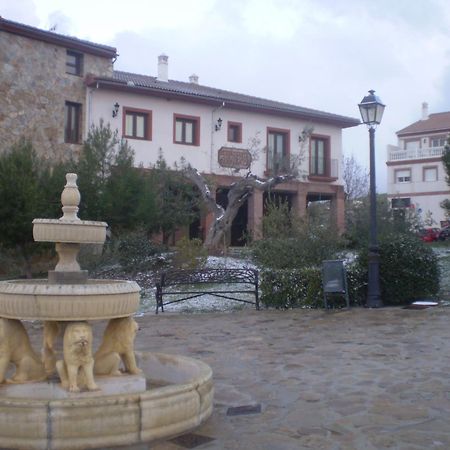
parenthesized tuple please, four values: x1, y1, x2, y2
(309, 158, 338, 178)
(267, 155, 291, 176)
(266, 156, 338, 179)
(388, 144, 445, 161)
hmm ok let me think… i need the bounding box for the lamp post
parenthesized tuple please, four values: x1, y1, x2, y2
(358, 90, 385, 308)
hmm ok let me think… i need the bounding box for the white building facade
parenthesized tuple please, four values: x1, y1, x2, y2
(87, 56, 359, 243)
(387, 103, 450, 227)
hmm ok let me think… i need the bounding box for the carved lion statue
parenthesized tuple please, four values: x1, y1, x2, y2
(56, 322, 99, 392)
(94, 317, 142, 376)
(0, 318, 46, 383)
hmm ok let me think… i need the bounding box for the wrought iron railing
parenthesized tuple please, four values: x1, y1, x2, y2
(309, 158, 338, 178)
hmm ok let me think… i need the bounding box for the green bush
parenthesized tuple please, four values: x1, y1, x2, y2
(116, 229, 166, 272)
(260, 264, 365, 309)
(356, 233, 439, 305)
(173, 237, 207, 269)
(260, 268, 323, 308)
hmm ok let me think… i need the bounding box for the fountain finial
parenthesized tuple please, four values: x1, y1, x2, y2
(60, 173, 80, 221)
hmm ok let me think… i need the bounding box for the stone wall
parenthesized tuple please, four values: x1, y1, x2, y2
(0, 31, 113, 160)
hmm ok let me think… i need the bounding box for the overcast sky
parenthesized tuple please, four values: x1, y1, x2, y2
(3, 0, 450, 192)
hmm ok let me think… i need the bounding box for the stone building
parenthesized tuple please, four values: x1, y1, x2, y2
(0, 17, 117, 160)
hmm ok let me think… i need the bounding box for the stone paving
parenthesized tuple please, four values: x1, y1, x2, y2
(128, 306, 450, 450)
(9, 307, 450, 450)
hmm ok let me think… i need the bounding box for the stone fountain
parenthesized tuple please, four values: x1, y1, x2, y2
(0, 174, 213, 450)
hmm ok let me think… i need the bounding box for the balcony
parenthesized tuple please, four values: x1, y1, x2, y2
(388, 144, 445, 162)
(267, 154, 291, 176)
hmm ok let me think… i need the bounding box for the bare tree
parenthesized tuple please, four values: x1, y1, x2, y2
(343, 155, 369, 200)
(182, 127, 313, 252)
(183, 168, 294, 251)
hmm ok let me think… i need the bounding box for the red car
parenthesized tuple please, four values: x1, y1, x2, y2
(418, 228, 440, 242)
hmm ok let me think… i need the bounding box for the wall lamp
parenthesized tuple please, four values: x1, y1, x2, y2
(112, 102, 120, 118)
(215, 117, 223, 131)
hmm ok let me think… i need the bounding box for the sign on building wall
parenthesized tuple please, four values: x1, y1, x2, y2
(218, 147, 252, 170)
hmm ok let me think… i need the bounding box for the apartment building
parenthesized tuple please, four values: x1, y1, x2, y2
(387, 103, 450, 227)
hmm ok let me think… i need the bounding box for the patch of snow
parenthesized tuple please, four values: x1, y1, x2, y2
(139, 255, 258, 314)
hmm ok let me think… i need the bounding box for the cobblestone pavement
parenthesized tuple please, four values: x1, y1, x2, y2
(10, 307, 450, 450)
(128, 307, 450, 450)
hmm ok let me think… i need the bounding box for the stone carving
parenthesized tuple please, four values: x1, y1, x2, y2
(42, 321, 60, 376)
(56, 322, 99, 392)
(0, 318, 46, 383)
(94, 317, 142, 376)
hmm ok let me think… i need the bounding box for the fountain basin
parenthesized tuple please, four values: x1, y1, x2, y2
(33, 218, 107, 244)
(0, 352, 214, 450)
(0, 279, 140, 320)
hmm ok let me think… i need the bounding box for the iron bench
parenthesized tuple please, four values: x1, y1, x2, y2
(155, 268, 259, 313)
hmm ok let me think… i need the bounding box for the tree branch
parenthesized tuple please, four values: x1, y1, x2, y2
(183, 167, 224, 217)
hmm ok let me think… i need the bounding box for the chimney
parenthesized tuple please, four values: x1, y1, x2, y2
(189, 74, 199, 85)
(157, 54, 168, 82)
(421, 102, 429, 121)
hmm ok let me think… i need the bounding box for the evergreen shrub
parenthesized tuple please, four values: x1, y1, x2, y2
(356, 233, 440, 305)
(116, 229, 166, 272)
(260, 264, 366, 309)
(173, 237, 207, 269)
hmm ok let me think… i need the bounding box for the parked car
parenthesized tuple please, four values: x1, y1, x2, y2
(439, 226, 450, 241)
(418, 228, 440, 242)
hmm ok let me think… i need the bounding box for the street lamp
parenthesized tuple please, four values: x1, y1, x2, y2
(358, 90, 385, 308)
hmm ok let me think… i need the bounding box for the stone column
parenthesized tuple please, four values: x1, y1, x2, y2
(331, 186, 346, 233)
(247, 190, 264, 241)
(293, 184, 308, 219)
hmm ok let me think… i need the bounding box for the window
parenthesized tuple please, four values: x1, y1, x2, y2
(405, 140, 420, 150)
(267, 128, 290, 174)
(123, 108, 151, 140)
(174, 114, 200, 145)
(391, 198, 411, 208)
(431, 136, 446, 147)
(227, 122, 242, 143)
(66, 50, 83, 76)
(395, 169, 411, 183)
(310, 136, 329, 176)
(64, 102, 81, 143)
(423, 166, 438, 182)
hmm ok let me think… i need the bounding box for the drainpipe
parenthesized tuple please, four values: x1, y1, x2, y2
(86, 86, 95, 140)
(210, 102, 225, 172)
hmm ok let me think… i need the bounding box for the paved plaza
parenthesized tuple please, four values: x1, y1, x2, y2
(9, 306, 450, 450)
(130, 306, 450, 449)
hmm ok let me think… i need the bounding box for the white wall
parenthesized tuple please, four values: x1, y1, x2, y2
(89, 88, 344, 183)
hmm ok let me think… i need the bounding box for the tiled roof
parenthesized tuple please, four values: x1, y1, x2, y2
(397, 112, 450, 136)
(0, 17, 117, 58)
(90, 70, 360, 128)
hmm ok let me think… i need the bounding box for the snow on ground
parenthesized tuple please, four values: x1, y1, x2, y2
(138, 255, 258, 314)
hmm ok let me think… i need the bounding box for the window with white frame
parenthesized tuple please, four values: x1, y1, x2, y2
(431, 136, 446, 147)
(395, 169, 411, 183)
(423, 166, 438, 182)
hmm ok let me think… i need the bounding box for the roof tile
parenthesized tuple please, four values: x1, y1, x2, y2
(397, 112, 450, 136)
(93, 70, 360, 128)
